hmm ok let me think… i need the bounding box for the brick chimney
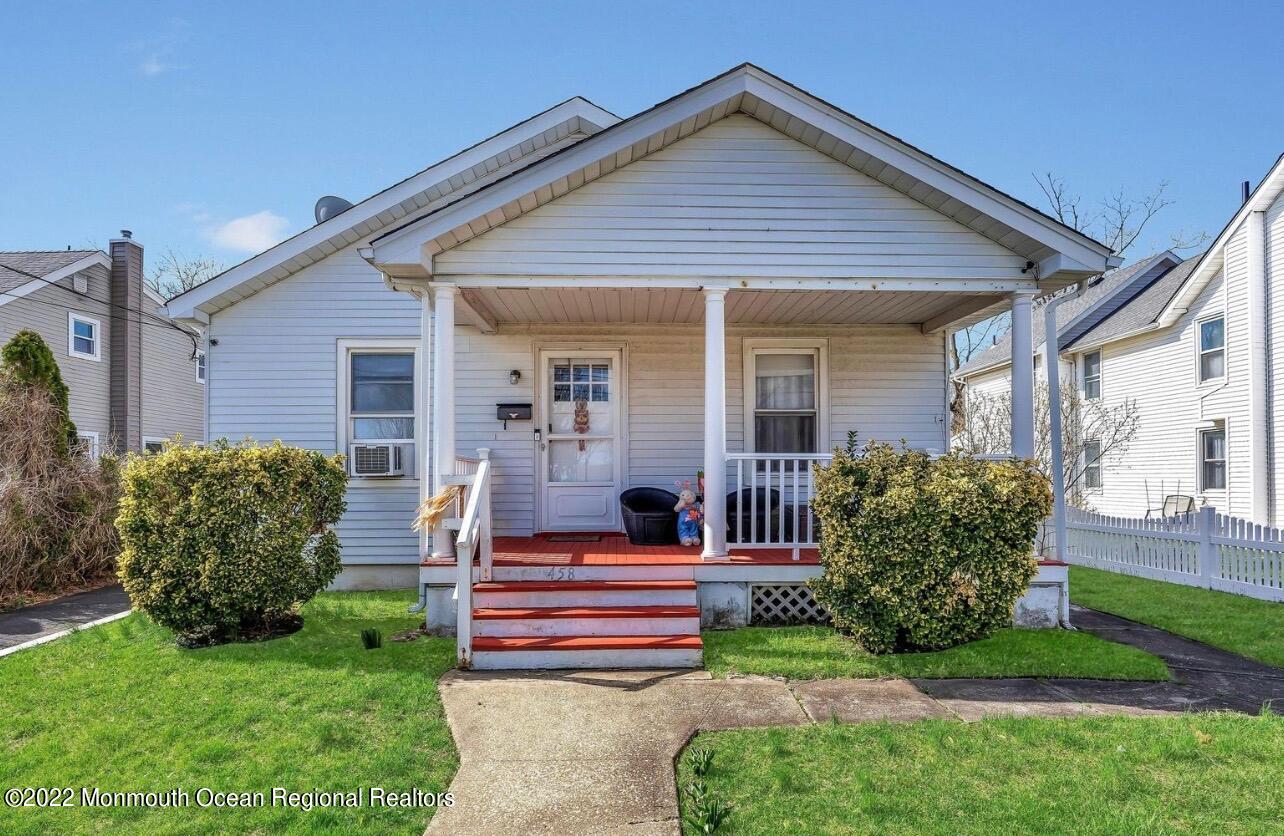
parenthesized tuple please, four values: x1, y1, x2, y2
(109, 230, 143, 452)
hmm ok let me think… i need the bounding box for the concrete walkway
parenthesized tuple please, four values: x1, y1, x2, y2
(429, 612, 1284, 835)
(0, 584, 131, 654)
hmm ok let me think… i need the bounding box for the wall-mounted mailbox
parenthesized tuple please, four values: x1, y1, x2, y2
(497, 403, 532, 422)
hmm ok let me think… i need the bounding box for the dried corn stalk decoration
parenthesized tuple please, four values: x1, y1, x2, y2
(412, 484, 464, 532)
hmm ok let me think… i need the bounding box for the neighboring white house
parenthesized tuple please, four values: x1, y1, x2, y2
(0, 234, 205, 455)
(957, 154, 1284, 524)
(168, 65, 1117, 664)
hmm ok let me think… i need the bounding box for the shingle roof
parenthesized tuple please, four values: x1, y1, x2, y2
(0, 250, 100, 294)
(956, 252, 1176, 376)
(1064, 255, 1201, 349)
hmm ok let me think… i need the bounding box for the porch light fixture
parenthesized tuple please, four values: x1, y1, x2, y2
(509, 370, 521, 385)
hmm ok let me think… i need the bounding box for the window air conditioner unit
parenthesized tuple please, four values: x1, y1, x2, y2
(349, 443, 403, 477)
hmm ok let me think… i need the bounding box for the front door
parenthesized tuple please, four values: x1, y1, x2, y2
(538, 349, 622, 531)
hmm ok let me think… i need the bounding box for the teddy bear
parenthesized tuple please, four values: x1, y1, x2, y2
(673, 480, 703, 547)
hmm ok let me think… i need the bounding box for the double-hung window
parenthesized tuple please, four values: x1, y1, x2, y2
(1083, 439, 1103, 489)
(343, 346, 416, 476)
(68, 313, 100, 361)
(1199, 428, 1226, 491)
(1199, 317, 1225, 382)
(1083, 350, 1102, 400)
(350, 352, 415, 442)
(745, 341, 827, 456)
(195, 350, 206, 383)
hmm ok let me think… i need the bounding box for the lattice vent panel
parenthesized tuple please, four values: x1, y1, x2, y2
(750, 584, 829, 626)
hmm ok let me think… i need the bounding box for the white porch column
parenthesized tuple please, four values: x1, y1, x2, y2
(430, 283, 457, 560)
(1009, 291, 1036, 459)
(702, 287, 729, 559)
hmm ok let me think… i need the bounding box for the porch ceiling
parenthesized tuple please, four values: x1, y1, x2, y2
(463, 286, 1005, 328)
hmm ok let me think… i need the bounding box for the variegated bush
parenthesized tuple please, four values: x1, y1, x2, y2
(116, 440, 347, 642)
(810, 436, 1050, 653)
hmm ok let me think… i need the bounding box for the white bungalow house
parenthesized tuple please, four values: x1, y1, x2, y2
(957, 155, 1284, 525)
(168, 65, 1116, 668)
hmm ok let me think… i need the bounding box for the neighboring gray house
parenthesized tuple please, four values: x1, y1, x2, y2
(0, 234, 205, 454)
(957, 154, 1284, 523)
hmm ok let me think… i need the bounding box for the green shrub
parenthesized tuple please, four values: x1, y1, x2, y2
(116, 440, 347, 643)
(1, 330, 76, 459)
(810, 437, 1051, 654)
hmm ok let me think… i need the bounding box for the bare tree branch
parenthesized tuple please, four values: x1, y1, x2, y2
(147, 250, 223, 299)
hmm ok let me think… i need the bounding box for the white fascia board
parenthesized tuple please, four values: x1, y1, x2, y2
(440, 274, 1039, 292)
(166, 97, 619, 321)
(0, 252, 111, 308)
(371, 74, 750, 267)
(741, 69, 1115, 271)
(1157, 154, 1284, 328)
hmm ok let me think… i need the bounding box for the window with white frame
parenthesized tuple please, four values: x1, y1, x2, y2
(68, 313, 100, 361)
(1083, 439, 1103, 489)
(343, 348, 415, 475)
(143, 438, 166, 454)
(1198, 316, 1225, 382)
(75, 431, 100, 458)
(1083, 350, 1102, 400)
(1199, 427, 1226, 491)
(195, 350, 206, 383)
(744, 341, 827, 455)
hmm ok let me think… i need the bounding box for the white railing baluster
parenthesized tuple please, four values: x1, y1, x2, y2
(735, 458, 744, 545)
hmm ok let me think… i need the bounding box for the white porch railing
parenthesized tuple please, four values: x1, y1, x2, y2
(453, 449, 492, 666)
(726, 454, 833, 558)
(1065, 505, 1284, 602)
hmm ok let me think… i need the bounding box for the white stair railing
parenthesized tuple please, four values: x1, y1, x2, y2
(725, 453, 832, 559)
(453, 448, 491, 666)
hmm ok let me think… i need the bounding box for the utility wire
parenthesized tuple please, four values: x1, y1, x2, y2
(0, 260, 202, 357)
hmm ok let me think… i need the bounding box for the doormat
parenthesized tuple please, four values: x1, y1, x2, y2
(547, 535, 601, 542)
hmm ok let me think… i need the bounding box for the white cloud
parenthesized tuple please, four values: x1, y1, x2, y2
(138, 56, 174, 77)
(208, 211, 290, 254)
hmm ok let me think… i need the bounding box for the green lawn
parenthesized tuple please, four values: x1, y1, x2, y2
(702, 626, 1169, 681)
(0, 591, 457, 836)
(678, 714, 1284, 835)
(1071, 566, 1284, 668)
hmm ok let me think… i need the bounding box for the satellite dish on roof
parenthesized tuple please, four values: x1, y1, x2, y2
(314, 195, 354, 224)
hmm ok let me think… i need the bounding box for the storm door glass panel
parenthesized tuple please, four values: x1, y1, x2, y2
(548, 439, 614, 482)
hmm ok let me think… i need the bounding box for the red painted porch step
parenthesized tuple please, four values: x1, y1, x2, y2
(472, 580, 697, 593)
(472, 635, 704, 652)
(473, 605, 700, 620)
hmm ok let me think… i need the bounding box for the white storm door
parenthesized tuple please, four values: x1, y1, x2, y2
(539, 350, 622, 531)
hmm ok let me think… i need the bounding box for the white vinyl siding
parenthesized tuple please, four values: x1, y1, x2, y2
(207, 246, 422, 565)
(433, 115, 1027, 282)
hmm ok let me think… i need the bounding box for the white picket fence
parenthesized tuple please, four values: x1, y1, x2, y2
(1064, 506, 1284, 602)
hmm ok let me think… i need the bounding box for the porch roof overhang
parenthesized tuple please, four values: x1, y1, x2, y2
(367, 64, 1115, 294)
(378, 276, 1016, 336)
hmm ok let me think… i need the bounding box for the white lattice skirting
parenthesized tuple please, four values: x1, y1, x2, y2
(750, 584, 830, 625)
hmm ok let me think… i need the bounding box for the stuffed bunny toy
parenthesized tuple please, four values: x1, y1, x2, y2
(673, 480, 703, 546)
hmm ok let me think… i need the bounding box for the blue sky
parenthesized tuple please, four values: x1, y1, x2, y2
(3, 1, 1280, 270)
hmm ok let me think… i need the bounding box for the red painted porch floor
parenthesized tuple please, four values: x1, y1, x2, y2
(420, 532, 819, 566)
